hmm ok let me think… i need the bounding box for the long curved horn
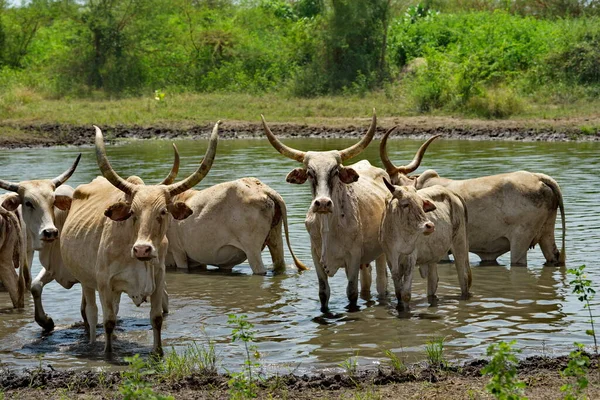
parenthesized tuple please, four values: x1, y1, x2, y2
(51, 153, 81, 188)
(167, 121, 220, 197)
(261, 115, 305, 162)
(380, 126, 399, 174)
(339, 109, 376, 162)
(0, 178, 19, 193)
(394, 134, 441, 175)
(94, 125, 135, 195)
(158, 144, 180, 185)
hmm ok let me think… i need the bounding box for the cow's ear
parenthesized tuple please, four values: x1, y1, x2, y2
(383, 178, 396, 194)
(54, 195, 72, 211)
(339, 167, 359, 184)
(286, 168, 308, 184)
(105, 202, 132, 221)
(168, 201, 193, 220)
(1, 194, 21, 211)
(423, 199, 436, 213)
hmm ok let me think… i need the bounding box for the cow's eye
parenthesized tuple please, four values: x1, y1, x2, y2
(160, 209, 167, 216)
(25, 201, 34, 209)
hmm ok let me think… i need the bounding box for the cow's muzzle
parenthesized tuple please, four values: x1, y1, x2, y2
(312, 197, 333, 214)
(41, 228, 59, 242)
(132, 244, 155, 261)
(423, 221, 435, 235)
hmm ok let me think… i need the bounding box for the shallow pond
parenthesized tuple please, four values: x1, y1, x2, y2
(0, 136, 598, 373)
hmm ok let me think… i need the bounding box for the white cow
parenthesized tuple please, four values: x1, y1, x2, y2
(167, 177, 307, 274)
(379, 180, 471, 310)
(0, 157, 80, 329)
(380, 128, 566, 267)
(262, 111, 389, 312)
(60, 123, 219, 354)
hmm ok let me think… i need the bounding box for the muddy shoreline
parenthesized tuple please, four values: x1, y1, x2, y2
(1, 119, 599, 149)
(1, 353, 598, 399)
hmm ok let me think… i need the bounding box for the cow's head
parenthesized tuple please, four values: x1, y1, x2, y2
(94, 123, 219, 262)
(261, 111, 376, 215)
(0, 156, 81, 250)
(380, 127, 440, 186)
(383, 178, 436, 254)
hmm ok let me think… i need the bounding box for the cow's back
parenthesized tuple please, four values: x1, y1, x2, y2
(167, 178, 277, 267)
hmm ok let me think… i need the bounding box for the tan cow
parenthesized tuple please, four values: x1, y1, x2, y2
(167, 177, 307, 274)
(0, 157, 80, 329)
(380, 128, 566, 267)
(0, 195, 27, 308)
(379, 180, 471, 310)
(60, 123, 219, 355)
(262, 111, 389, 312)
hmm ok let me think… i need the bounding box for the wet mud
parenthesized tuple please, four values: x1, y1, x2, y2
(1, 353, 598, 398)
(1, 119, 599, 149)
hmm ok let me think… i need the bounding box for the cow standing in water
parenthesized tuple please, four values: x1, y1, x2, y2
(380, 128, 566, 267)
(0, 157, 80, 329)
(379, 180, 471, 311)
(60, 123, 219, 355)
(262, 111, 389, 312)
(166, 177, 307, 274)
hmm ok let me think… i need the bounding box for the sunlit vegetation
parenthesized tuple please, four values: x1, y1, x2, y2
(1, 0, 600, 122)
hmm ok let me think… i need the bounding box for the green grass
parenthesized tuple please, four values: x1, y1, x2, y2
(2, 89, 600, 130)
(424, 337, 446, 368)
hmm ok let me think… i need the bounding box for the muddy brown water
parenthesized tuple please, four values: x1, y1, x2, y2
(0, 137, 598, 374)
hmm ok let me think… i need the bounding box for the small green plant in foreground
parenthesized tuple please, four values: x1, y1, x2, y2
(156, 340, 218, 382)
(339, 351, 359, 377)
(425, 337, 446, 368)
(560, 343, 591, 400)
(383, 348, 406, 373)
(482, 340, 527, 400)
(568, 265, 598, 354)
(120, 354, 173, 400)
(227, 314, 261, 399)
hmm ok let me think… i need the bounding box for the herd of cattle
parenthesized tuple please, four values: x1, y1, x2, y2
(0, 111, 566, 356)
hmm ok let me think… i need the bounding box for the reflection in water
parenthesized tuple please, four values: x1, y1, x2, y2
(0, 138, 598, 372)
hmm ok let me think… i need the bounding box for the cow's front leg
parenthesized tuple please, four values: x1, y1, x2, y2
(387, 253, 404, 310)
(98, 283, 117, 353)
(311, 247, 330, 312)
(400, 257, 416, 311)
(150, 267, 165, 357)
(345, 263, 360, 310)
(31, 267, 56, 331)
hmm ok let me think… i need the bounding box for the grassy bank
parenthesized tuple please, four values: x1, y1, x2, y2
(2, 91, 600, 128)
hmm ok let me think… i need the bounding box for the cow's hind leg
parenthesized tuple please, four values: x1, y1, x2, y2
(509, 235, 531, 267)
(82, 286, 98, 344)
(266, 220, 286, 274)
(31, 268, 55, 331)
(0, 261, 23, 309)
(345, 263, 360, 310)
(359, 264, 372, 296)
(99, 288, 117, 354)
(426, 263, 439, 304)
(538, 214, 561, 266)
(245, 247, 267, 275)
(375, 254, 387, 299)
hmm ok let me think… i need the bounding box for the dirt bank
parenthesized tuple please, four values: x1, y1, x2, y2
(1, 116, 599, 149)
(1, 354, 599, 399)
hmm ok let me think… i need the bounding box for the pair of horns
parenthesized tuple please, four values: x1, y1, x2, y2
(380, 127, 440, 175)
(0, 154, 82, 193)
(261, 109, 377, 163)
(94, 121, 220, 197)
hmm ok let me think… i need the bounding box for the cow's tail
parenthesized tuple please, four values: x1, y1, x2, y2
(266, 189, 309, 271)
(538, 174, 566, 265)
